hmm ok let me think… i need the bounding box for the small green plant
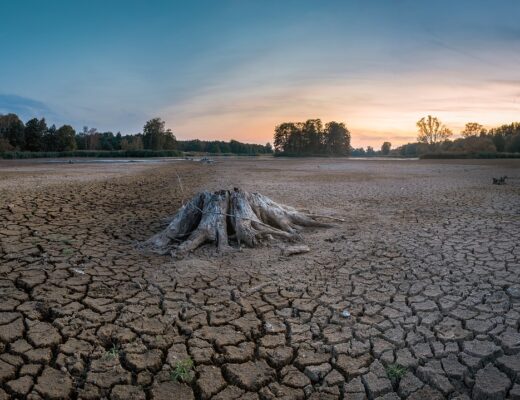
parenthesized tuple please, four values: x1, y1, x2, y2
(62, 248, 74, 256)
(386, 364, 407, 381)
(104, 343, 120, 360)
(170, 358, 194, 383)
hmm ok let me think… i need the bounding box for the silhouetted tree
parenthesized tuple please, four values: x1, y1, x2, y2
(0, 113, 25, 149)
(417, 115, 452, 145)
(42, 124, 58, 151)
(381, 141, 391, 155)
(461, 122, 486, 138)
(366, 146, 376, 156)
(24, 118, 47, 151)
(492, 134, 506, 152)
(143, 118, 177, 150)
(274, 119, 350, 155)
(324, 121, 350, 155)
(303, 119, 323, 153)
(350, 147, 366, 157)
(55, 125, 77, 151)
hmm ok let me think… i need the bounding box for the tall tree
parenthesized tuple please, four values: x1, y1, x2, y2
(461, 122, 486, 138)
(381, 141, 391, 155)
(42, 124, 57, 151)
(303, 119, 323, 153)
(274, 122, 298, 153)
(0, 113, 25, 149)
(416, 115, 452, 145)
(24, 118, 47, 151)
(55, 125, 77, 151)
(143, 118, 176, 150)
(324, 121, 350, 155)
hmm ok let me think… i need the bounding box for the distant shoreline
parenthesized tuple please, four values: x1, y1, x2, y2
(2, 150, 519, 160)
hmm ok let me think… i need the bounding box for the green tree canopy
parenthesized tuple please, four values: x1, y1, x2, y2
(274, 119, 350, 155)
(24, 118, 47, 151)
(0, 113, 25, 149)
(143, 118, 177, 150)
(55, 125, 77, 151)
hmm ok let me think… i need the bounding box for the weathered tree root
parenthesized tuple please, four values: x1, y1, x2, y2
(144, 188, 336, 257)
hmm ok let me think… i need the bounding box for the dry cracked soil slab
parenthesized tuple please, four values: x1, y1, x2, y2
(0, 157, 519, 400)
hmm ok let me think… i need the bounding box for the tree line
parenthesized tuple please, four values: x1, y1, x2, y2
(350, 116, 520, 157)
(395, 116, 520, 157)
(274, 119, 351, 155)
(0, 114, 272, 155)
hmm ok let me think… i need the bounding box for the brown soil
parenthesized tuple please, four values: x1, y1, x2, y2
(0, 157, 519, 399)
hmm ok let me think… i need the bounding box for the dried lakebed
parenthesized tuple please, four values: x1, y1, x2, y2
(0, 158, 519, 400)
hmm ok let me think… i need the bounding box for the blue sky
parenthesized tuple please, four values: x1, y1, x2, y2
(1, 0, 519, 146)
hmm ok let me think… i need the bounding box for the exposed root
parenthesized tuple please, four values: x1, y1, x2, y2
(143, 187, 336, 257)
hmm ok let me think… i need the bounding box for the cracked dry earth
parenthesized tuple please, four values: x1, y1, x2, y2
(0, 158, 519, 400)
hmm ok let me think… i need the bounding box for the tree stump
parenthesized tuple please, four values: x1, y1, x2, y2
(143, 188, 336, 257)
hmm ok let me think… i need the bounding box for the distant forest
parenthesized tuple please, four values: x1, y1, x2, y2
(0, 114, 272, 155)
(352, 116, 520, 158)
(2, 112, 519, 159)
(274, 119, 350, 155)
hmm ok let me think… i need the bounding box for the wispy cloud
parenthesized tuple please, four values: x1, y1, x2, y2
(0, 94, 57, 122)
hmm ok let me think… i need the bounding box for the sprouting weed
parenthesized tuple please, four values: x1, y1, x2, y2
(104, 343, 120, 360)
(386, 363, 407, 381)
(62, 248, 74, 255)
(170, 358, 194, 383)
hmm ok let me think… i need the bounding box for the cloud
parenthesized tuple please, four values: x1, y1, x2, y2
(0, 94, 58, 122)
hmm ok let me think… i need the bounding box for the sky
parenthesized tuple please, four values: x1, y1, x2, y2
(1, 1, 519, 147)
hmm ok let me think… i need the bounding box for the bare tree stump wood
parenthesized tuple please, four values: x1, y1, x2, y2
(143, 188, 336, 257)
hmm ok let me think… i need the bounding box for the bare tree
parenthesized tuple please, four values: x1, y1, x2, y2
(416, 115, 452, 145)
(461, 122, 486, 138)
